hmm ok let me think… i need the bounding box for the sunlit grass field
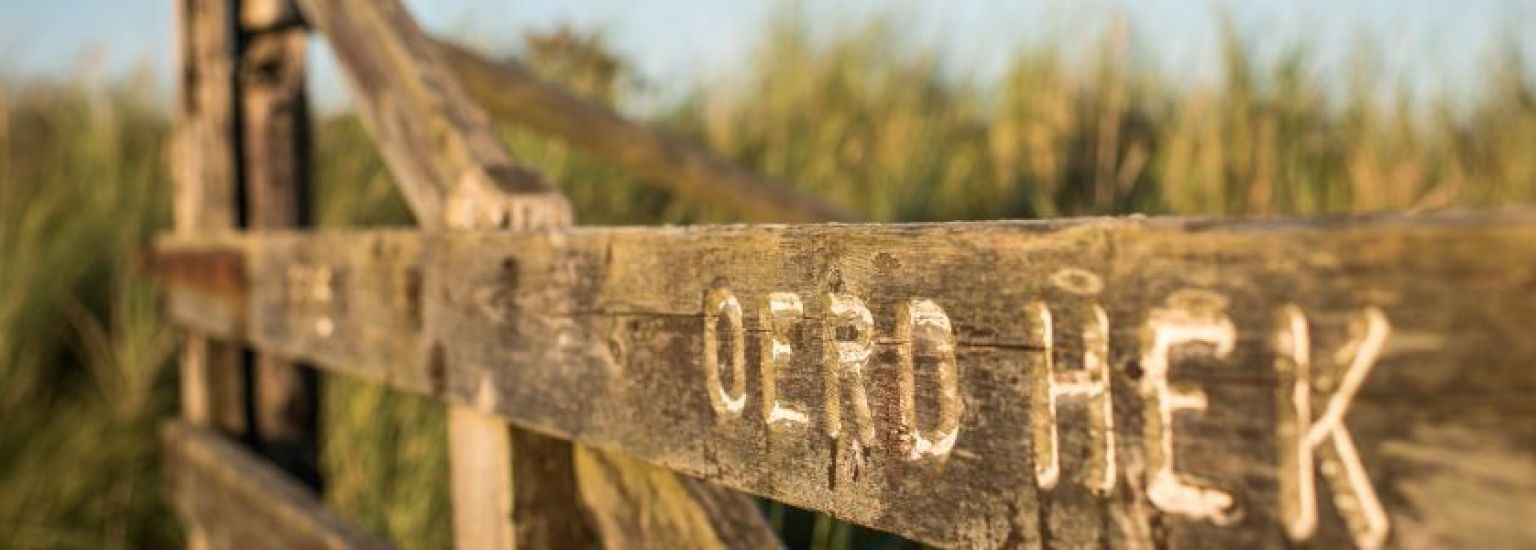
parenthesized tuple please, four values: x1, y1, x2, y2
(1, 15, 1533, 548)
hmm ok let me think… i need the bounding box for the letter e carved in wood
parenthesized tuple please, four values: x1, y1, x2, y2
(760, 292, 809, 427)
(1138, 289, 1240, 524)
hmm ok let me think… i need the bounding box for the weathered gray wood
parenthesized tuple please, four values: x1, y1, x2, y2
(293, 0, 570, 230)
(164, 420, 391, 549)
(173, 0, 245, 437)
(291, 1, 596, 546)
(446, 406, 517, 549)
(169, 25, 246, 550)
(173, 0, 239, 237)
(434, 40, 855, 224)
(444, 43, 836, 544)
(296, 2, 780, 546)
(240, 0, 321, 489)
(155, 211, 1536, 548)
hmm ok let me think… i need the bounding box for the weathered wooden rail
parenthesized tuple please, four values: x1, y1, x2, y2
(162, 0, 1536, 548)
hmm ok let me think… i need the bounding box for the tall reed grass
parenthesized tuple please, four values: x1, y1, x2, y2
(0, 12, 1532, 549)
(0, 73, 178, 548)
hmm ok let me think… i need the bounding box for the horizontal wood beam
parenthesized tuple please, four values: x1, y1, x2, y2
(163, 420, 390, 549)
(434, 40, 857, 223)
(154, 211, 1536, 547)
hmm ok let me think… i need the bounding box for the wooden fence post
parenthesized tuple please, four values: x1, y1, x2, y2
(238, 0, 321, 488)
(172, 1, 245, 547)
(290, 1, 592, 547)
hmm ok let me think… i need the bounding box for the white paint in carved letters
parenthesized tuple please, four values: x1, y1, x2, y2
(1030, 301, 1117, 493)
(760, 292, 809, 427)
(1275, 305, 1391, 549)
(285, 264, 335, 337)
(896, 299, 963, 461)
(1139, 289, 1240, 524)
(825, 293, 877, 446)
(702, 287, 747, 419)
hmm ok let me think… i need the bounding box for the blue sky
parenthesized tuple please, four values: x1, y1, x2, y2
(0, 0, 1531, 111)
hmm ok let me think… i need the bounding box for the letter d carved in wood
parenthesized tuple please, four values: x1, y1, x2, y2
(1274, 305, 1391, 549)
(895, 299, 962, 461)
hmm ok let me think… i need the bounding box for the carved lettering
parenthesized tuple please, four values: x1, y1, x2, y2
(760, 292, 809, 427)
(825, 293, 877, 446)
(696, 280, 1398, 540)
(1275, 305, 1391, 549)
(703, 287, 747, 419)
(896, 299, 962, 461)
(1139, 289, 1239, 524)
(1030, 302, 1116, 493)
(286, 264, 336, 337)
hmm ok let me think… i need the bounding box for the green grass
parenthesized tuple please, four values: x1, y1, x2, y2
(0, 73, 178, 548)
(1, 12, 1533, 549)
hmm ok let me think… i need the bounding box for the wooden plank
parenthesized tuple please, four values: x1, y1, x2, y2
(239, 0, 321, 489)
(444, 41, 835, 545)
(156, 211, 1536, 548)
(574, 446, 784, 549)
(434, 40, 855, 224)
(173, 0, 239, 236)
(164, 420, 391, 549)
(446, 406, 517, 549)
(169, 25, 246, 550)
(445, 406, 596, 549)
(293, 0, 569, 230)
(291, 1, 590, 546)
(298, 2, 776, 546)
(172, 0, 245, 436)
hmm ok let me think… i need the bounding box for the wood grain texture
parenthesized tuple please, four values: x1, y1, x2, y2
(295, 3, 778, 546)
(443, 403, 597, 550)
(173, 0, 239, 236)
(291, 2, 596, 547)
(575, 446, 784, 550)
(157, 211, 1536, 548)
(164, 420, 391, 550)
(446, 406, 518, 550)
(240, 0, 321, 489)
(434, 40, 854, 224)
(170, 32, 247, 550)
(293, 0, 570, 230)
(173, 0, 244, 435)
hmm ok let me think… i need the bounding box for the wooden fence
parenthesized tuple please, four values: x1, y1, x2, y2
(158, 1, 1536, 548)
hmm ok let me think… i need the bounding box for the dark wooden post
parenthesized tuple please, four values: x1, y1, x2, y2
(237, 0, 321, 488)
